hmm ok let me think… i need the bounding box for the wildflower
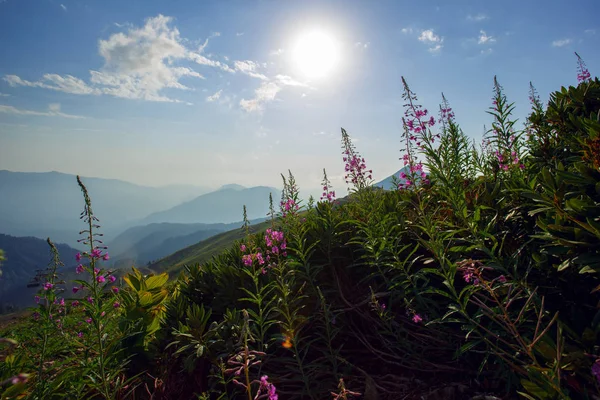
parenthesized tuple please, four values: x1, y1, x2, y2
(77, 332, 83, 338)
(76, 264, 85, 274)
(87, 296, 94, 304)
(72, 286, 80, 294)
(58, 298, 65, 306)
(259, 375, 278, 400)
(240, 244, 247, 252)
(32, 312, 40, 321)
(575, 52, 591, 83)
(11, 374, 29, 385)
(242, 254, 253, 266)
(43, 282, 53, 291)
(34, 295, 40, 304)
(75, 252, 82, 262)
(85, 318, 92, 324)
(72, 300, 80, 307)
(592, 360, 600, 385)
(100, 311, 105, 317)
(108, 275, 116, 283)
(102, 253, 110, 261)
(498, 275, 507, 283)
(111, 287, 119, 294)
(97, 275, 105, 283)
(113, 301, 120, 308)
(412, 314, 423, 323)
(91, 248, 102, 258)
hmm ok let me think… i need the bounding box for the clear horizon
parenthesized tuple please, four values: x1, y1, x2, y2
(1, 0, 598, 200)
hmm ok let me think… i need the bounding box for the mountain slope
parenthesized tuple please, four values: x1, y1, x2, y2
(0, 234, 79, 311)
(148, 220, 272, 275)
(142, 186, 280, 225)
(0, 170, 211, 247)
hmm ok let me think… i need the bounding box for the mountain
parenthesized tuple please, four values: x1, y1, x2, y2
(218, 184, 246, 191)
(374, 167, 408, 190)
(108, 221, 241, 265)
(0, 170, 211, 247)
(0, 234, 79, 312)
(374, 166, 427, 190)
(141, 186, 280, 225)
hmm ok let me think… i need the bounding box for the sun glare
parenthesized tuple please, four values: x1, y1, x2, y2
(292, 29, 340, 79)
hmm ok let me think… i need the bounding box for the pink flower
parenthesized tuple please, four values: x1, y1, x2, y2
(97, 276, 105, 283)
(72, 300, 80, 307)
(76, 264, 84, 274)
(75, 252, 82, 262)
(34, 296, 40, 304)
(91, 248, 102, 258)
(72, 286, 80, 294)
(102, 253, 110, 261)
(77, 332, 83, 338)
(58, 298, 65, 306)
(242, 254, 253, 266)
(108, 275, 116, 283)
(87, 296, 94, 304)
(592, 360, 600, 385)
(240, 244, 247, 252)
(100, 311, 105, 317)
(113, 302, 120, 308)
(43, 282, 53, 291)
(85, 318, 92, 324)
(412, 314, 423, 323)
(112, 287, 119, 294)
(498, 275, 507, 283)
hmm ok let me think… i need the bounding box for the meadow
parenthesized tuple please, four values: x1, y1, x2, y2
(0, 53, 599, 399)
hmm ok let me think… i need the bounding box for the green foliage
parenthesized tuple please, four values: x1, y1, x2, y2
(1, 62, 600, 400)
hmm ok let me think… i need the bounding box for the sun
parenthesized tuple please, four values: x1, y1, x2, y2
(292, 29, 340, 79)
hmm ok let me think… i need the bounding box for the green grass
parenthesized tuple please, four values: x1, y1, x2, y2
(147, 220, 272, 275)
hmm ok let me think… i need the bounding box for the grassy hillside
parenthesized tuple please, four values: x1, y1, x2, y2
(1, 68, 599, 400)
(148, 220, 272, 275)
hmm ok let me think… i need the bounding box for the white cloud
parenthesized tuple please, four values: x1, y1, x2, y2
(467, 13, 488, 21)
(234, 60, 268, 80)
(206, 89, 222, 102)
(428, 44, 443, 53)
(275, 75, 306, 87)
(0, 93, 9, 97)
(552, 38, 572, 47)
(481, 48, 493, 55)
(4, 74, 99, 95)
(401, 27, 413, 34)
(236, 32, 244, 36)
(0, 103, 84, 119)
(354, 41, 369, 49)
(418, 29, 444, 52)
(478, 30, 496, 44)
(4, 15, 245, 103)
(270, 48, 284, 56)
(240, 81, 281, 112)
(60, 3, 67, 11)
(585, 29, 596, 35)
(419, 29, 442, 43)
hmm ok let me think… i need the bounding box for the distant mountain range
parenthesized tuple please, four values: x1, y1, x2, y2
(0, 170, 212, 247)
(141, 186, 280, 225)
(0, 170, 278, 249)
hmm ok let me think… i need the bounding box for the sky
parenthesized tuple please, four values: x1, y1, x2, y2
(0, 0, 598, 199)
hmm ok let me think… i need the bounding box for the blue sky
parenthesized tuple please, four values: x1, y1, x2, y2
(0, 0, 598, 198)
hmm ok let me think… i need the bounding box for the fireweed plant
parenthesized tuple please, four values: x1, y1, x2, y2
(2, 53, 600, 399)
(72, 176, 128, 399)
